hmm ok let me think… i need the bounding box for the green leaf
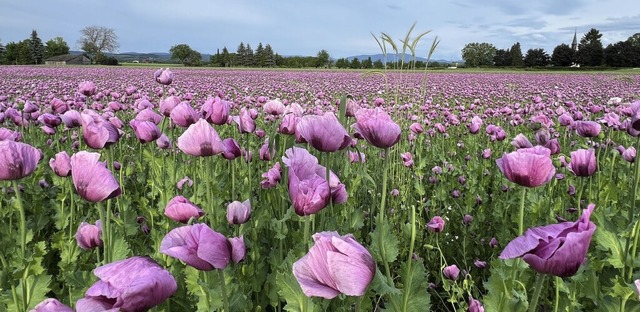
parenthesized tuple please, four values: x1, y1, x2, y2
(184, 266, 220, 311)
(388, 261, 430, 311)
(16, 274, 51, 310)
(483, 259, 529, 312)
(276, 255, 317, 312)
(370, 268, 401, 296)
(594, 228, 625, 268)
(369, 219, 400, 264)
(111, 236, 130, 262)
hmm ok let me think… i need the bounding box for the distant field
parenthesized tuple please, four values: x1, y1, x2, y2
(115, 63, 640, 75)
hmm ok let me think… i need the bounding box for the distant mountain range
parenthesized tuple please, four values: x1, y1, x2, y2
(70, 51, 461, 64)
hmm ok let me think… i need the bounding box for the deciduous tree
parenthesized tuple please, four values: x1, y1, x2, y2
(523, 48, 550, 67)
(44, 37, 70, 59)
(315, 49, 331, 68)
(461, 42, 496, 67)
(551, 43, 575, 66)
(493, 48, 511, 67)
(169, 44, 201, 66)
(78, 26, 119, 63)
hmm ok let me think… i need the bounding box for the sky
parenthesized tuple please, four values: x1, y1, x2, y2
(1, 0, 639, 61)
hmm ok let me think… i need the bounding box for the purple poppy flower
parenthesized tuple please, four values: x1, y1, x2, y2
(489, 237, 499, 248)
(129, 119, 162, 143)
(296, 112, 351, 152)
(260, 162, 281, 189)
(511, 133, 534, 149)
(463, 214, 473, 226)
(427, 216, 445, 233)
(621, 146, 636, 163)
(259, 138, 274, 161)
(164, 195, 205, 223)
(401, 152, 413, 167)
(49, 151, 71, 177)
(233, 108, 256, 134)
(154, 68, 174, 85)
(135, 109, 163, 125)
(70, 151, 121, 202)
(352, 108, 401, 149)
(39, 113, 62, 128)
(221, 138, 242, 160)
(499, 204, 596, 277)
(0, 128, 21, 141)
(82, 119, 120, 149)
(482, 149, 491, 159)
(469, 296, 485, 312)
(568, 148, 597, 177)
(30, 298, 73, 312)
(496, 146, 555, 188)
(227, 199, 251, 224)
(170, 102, 199, 128)
(278, 114, 299, 135)
(0, 141, 41, 181)
(159, 95, 181, 117)
(264, 98, 285, 115)
(156, 133, 172, 149)
(77, 256, 176, 311)
(574, 121, 601, 137)
(177, 119, 226, 157)
(75, 220, 102, 250)
(474, 259, 487, 269)
(348, 151, 366, 163)
(293, 231, 375, 299)
(468, 116, 482, 134)
(176, 176, 193, 190)
(409, 122, 424, 134)
(544, 138, 561, 155)
(61, 110, 83, 128)
(160, 223, 243, 270)
(443, 264, 460, 280)
(78, 81, 96, 97)
(282, 147, 331, 216)
(202, 96, 231, 126)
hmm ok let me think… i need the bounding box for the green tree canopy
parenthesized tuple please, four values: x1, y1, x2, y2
(461, 42, 496, 67)
(44, 37, 70, 59)
(169, 44, 201, 66)
(315, 49, 330, 68)
(577, 28, 604, 66)
(523, 48, 550, 67)
(493, 48, 511, 67)
(551, 43, 575, 66)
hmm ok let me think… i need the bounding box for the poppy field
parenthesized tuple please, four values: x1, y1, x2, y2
(1, 66, 640, 311)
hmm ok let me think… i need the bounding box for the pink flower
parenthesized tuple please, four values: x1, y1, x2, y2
(293, 232, 375, 299)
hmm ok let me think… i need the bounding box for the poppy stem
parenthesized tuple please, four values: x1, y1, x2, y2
(401, 204, 417, 311)
(623, 135, 640, 280)
(378, 148, 392, 283)
(554, 276, 560, 312)
(12, 180, 26, 259)
(527, 273, 546, 312)
(218, 269, 230, 312)
(519, 187, 527, 236)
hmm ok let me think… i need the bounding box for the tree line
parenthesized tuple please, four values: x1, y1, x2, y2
(461, 28, 640, 68)
(0, 30, 70, 65)
(0, 26, 120, 65)
(169, 42, 334, 68)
